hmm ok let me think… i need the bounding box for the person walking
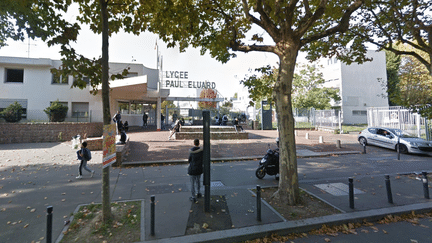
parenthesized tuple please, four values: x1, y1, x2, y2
(161, 113, 166, 130)
(142, 112, 148, 128)
(76, 141, 95, 179)
(187, 138, 203, 202)
(168, 119, 182, 140)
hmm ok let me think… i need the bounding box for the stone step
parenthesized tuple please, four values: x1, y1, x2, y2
(175, 131, 248, 140)
(180, 125, 238, 133)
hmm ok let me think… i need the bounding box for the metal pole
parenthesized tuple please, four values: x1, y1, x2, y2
(349, 178, 354, 209)
(397, 137, 400, 160)
(256, 185, 262, 221)
(150, 195, 155, 236)
(422, 172, 430, 199)
(385, 175, 393, 204)
(46, 206, 53, 243)
(203, 110, 211, 212)
(363, 143, 366, 154)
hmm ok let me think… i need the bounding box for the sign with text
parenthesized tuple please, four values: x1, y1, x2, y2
(163, 71, 216, 89)
(102, 124, 116, 168)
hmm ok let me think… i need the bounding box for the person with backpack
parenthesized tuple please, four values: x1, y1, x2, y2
(76, 141, 95, 179)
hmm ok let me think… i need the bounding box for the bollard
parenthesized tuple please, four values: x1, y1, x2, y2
(150, 195, 155, 236)
(385, 175, 393, 204)
(422, 172, 430, 199)
(305, 133, 309, 139)
(319, 136, 324, 143)
(397, 137, 401, 160)
(294, 130, 298, 136)
(256, 185, 262, 221)
(46, 206, 53, 243)
(349, 178, 354, 209)
(363, 143, 366, 154)
(336, 140, 341, 149)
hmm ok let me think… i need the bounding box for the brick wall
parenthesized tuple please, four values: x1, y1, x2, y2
(0, 122, 103, 144)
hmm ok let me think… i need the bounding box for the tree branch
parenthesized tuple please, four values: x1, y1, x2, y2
(300, 0, 364, 45)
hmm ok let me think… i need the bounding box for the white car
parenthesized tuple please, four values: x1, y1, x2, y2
(358, 127, 432, 155)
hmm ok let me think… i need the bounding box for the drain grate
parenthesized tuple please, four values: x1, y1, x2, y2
(314, 183, 364, 196)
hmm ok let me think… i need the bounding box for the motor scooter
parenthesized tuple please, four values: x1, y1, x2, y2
(255, 139, 279, 179)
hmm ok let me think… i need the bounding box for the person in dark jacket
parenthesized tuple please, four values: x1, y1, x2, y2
(187, 138, 203, 202)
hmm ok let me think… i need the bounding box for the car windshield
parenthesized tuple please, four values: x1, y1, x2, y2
(388, 129, 417, 138)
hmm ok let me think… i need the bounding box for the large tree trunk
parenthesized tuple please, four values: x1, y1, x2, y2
(100, 0, 111, 223)
(273, 42, 300, 205)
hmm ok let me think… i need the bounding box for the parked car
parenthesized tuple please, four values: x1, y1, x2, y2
(358, 127, 432, 155)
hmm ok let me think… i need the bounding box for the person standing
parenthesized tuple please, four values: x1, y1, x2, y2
(142, 113, 148, 128)
(113, 110, 122, 134)
(76, 141, 95, 179)
(161, 113, 165, 130)
(172, 111, 178, 123)
(187, 138, 203, 202)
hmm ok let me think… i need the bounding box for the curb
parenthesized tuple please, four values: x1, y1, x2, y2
(140, 202, 432, 243)
(121, 151, 362, 166)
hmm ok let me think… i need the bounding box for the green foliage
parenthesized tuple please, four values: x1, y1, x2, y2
(353, 1, 432, 75)
(293, 64, 341, 110)
(0, 102, 24, 123)
(385, 50, 401, 106)
(240, 65, 276, 107)
(44, 100, 68, 122)
(151, 100, 176, 114)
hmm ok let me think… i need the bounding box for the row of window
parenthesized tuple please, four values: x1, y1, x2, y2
(3, 68, 89, 85)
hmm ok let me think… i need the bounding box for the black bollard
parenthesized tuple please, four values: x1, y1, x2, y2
(256, 185, 262, 221)
(385, 175, 393, 204)
(422, 172, 430, 199)
(397, 137, 401, 160)
(363, 144, 366, 154)
(150, 195, 155, 236)
(46, 206, 53, 243)
(349, 178, 354, 209)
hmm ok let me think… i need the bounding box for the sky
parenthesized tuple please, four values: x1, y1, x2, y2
(0, 26, 279, 99)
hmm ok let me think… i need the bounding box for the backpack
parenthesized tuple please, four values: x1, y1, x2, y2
(83, 148, 92, 161)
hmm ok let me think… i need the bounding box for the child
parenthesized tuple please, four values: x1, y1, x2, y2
(187, 139, 203, 202)
(76, 141, 95, 179)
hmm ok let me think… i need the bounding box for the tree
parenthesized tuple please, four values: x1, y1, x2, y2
(44, 100, 68, 122)
(293, 64, 340, 110)
(241, 65, 276, 107)
(0, 102, 24, 123)
(354, 1, 432, 75)
(148, 0, 367, 204)
(1, 0, 152, 223)
(385, 50, 401, 107)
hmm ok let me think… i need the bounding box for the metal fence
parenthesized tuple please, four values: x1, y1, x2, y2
(314, 109, 340, 130)
(367, 106, 429, 138)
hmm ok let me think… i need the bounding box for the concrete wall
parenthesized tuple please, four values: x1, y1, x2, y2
(0, 122, 103, 144)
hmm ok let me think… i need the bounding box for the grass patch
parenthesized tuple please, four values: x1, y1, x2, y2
(341, 124, 367, 134)
(60, 201, 141, 243)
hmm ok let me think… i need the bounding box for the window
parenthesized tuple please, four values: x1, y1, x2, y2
(5, 69, 24, 83)
(52, 73, 69, 84)
(73, 76, 90, 85)
(72, 102, 89, 118)
(352, 110, 367, 116)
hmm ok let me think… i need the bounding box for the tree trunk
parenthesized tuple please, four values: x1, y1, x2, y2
(273, 42, 300, 205)
(100, 0, 111, 223)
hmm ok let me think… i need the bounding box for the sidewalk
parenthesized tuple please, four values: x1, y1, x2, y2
(1, 128, 431, 243)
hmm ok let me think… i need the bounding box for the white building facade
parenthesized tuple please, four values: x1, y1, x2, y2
(313, 50, 389, 124)
(0, 56, 166, 125)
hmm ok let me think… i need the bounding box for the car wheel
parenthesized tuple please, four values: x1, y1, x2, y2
(255, 167, 265, 179)
(397, 144, 408, 154)
(359, 137, 367, 146)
